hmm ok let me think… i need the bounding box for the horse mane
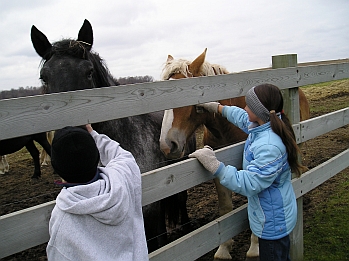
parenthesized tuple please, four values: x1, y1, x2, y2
(40, 39, 118, 89)
(161, 58, 229, 80)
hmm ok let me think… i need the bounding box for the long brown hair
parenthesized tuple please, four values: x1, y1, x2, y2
(254, 84, 306, 177)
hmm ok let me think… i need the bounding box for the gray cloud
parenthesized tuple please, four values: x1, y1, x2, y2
(0, 0, 348, 90)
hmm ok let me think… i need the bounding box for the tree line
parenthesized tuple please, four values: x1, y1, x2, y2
(0, 75, 154, 100)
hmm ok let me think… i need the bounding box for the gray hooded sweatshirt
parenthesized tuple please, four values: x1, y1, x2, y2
(47, 130, 148, 261)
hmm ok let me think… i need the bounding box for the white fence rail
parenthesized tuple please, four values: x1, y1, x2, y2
(1, 60, 348, 259)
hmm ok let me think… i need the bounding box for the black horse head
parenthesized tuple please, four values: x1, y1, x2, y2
(31, 19, 118, 94)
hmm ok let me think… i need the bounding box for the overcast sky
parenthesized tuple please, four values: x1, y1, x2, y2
(0, 0, 348, 91)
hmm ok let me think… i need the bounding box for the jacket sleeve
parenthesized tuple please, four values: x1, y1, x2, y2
(214, 144, 285, 197)
(221, 106, 250, 134)
(90, 130, 138, 170)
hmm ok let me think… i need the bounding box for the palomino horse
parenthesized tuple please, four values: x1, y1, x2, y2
(0, 133, 51, 179)
(31, 19, 195, 252)
(160, 49, 310, 260)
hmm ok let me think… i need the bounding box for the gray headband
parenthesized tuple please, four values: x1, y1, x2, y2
(245, 86, 270, 123)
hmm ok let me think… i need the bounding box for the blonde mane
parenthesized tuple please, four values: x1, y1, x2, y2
(161, 58, 229, 80)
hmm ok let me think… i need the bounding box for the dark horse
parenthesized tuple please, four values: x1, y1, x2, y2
(31, 19, 194, 252)
(0, 133, 51, 179)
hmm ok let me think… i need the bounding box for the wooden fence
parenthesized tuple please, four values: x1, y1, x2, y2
(0, 55, 348, 260)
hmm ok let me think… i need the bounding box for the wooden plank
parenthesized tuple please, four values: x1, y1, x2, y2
(142, 142, 244, 206)
(0, 59, 348, 258)
(292, 149, 349, 198)
(0, 141, 244, 259)
(149, 150, 349, 261)
(299, 107, 349, 142)
(272, 53, 303, 261)
(272, 54, 298, 69)
(1, 62, 348, 140)
(0, 111, 347, 258)
(297, 62, 349, 86)
(1, 147, 348, 259)
(0, 201, 55, 258)
(149, 204, 249, 261)
(0, 140, 245, 258)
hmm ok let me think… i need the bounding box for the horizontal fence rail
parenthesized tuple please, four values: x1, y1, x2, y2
(0, 60, 348, 259)
(149, 148, 349, 261)
(1, 62, 348, 140)
(1, 109, 348, 259)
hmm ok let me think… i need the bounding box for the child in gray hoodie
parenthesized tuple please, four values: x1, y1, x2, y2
(47, 124, 148, 261)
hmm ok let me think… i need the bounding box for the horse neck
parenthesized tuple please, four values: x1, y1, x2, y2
(203, 97, 248, 148)
(203, 114, 247, 148)
(92, 112, 166, 173)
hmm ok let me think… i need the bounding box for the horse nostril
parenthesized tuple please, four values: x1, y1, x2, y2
(170, 141, 179, 154)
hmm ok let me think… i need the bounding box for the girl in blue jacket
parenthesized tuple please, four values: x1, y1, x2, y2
(189, 83, 306, 261)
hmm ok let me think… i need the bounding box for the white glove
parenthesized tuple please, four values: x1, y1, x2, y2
(189, 145, 221, 174)
(196, 102, 220, 113)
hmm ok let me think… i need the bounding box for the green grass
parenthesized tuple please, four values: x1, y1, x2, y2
(302, 78, 349, 260)
(304, 174, 349, 260)
(301, 78, 349, 115)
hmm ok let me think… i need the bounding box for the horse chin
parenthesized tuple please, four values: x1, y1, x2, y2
(160, 145, 185, 160)
(161, 150, 185, 160)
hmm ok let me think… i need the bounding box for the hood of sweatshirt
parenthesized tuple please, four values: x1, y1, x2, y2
(55, 168, 130, 226)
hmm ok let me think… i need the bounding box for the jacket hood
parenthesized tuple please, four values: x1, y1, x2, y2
(55, 169, 129, 226)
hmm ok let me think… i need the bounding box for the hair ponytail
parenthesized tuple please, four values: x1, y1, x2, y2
(254, 84, 307, 177)
(269, 111, 307, 177)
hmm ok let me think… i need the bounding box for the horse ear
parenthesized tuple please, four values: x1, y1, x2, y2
(167, 55, 174, 62)
(77, 19, 93, 50)
(188, 48, 207, 76)
(31, 25, 52, 59)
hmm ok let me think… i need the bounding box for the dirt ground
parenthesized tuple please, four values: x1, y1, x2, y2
(1, 81, 348, 261)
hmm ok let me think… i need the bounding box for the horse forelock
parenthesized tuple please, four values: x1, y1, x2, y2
(161, 59, 191, 80)
(40, 38, 117, 88)
(48, 39, 89, 60)
(161, 58, 229, 80)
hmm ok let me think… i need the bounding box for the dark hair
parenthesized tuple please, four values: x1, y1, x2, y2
(254, 84, 306, 177)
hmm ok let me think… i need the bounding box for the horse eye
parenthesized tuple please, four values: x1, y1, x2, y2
(87, 69, 94, 80)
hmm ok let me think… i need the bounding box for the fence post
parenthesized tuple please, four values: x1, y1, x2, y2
(272, 54, 304, 261)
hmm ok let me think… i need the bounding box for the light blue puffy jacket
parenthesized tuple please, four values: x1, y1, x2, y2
(214, 106, 297, 240)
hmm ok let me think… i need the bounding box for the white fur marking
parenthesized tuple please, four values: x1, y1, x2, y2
(160, 109, 174, 145)
(0, 155, 9, 174)
(246, 233, 259, 257)
(214, 239, 233, 260)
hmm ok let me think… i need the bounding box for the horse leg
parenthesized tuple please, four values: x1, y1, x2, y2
(40, 131, 54, 165)
(4, 155, 9, 172)
(179, 190, 190, 228)
(40, 150, 49, 166)
(0, 156, 3, 174)
(213, 179, 259, 260)
(143, 201, 167, 253)
(213, 178, 234, 260)
(25, 141, 41, 179)
(246, 233, 259, 258)
(0, 155, 9, 174)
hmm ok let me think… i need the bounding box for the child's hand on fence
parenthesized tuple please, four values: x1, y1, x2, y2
(85, 124, 93, 133)
(189, 145, 221, 174)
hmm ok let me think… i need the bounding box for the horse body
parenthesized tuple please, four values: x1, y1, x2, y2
(31, 19, 192, 252)
(0, 133, 51, 178)
(160, 48, 310, 259)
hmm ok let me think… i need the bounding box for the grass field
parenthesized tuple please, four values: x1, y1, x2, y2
(302, 79, 349, 261)
(304, 175, 349, 261)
